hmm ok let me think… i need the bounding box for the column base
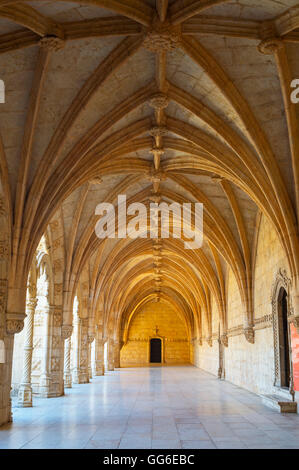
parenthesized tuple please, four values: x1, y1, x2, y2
(17, 384, 33, 407)
(94, 365, 104, 376)
(72, 370, 89, 384)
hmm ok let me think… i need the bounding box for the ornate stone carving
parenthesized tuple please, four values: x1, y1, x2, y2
(6, 319, 24, 335)
(89, 176, 103, 184)
(0, 240, 8, 259)
(149, 126, 168, 137)
(87, 335, 95, 344)
(220, 333, 228, 348)
(149, 93, 169, 110)
(61, 325, 73, 339)
(143, 20, 181, 52)
(292, 317, 299, 334)
(258, 37, 283, 55)
(207, 336, 213, 347)
(244, 326, 255, 344)
(39, 35, 64, 51)
(0, 197, 6, 216)
(150, 147, 165, 157)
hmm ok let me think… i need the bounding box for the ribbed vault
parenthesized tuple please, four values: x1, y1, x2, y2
(1, 0, 299, 350)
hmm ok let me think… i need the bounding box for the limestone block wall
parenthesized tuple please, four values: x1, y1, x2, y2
(120, 300, 190, 366)
(193, 214, 293, 396)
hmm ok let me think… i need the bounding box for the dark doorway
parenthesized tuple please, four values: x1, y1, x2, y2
(150, 338, 162, 363)
(278, 288, 290, 388)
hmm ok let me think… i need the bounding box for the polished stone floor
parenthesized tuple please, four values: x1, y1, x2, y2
(1, 366, 299, 449)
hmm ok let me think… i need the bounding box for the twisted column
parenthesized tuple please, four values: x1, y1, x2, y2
(18, 297, 37, 407)
(64, 337, 72, 388)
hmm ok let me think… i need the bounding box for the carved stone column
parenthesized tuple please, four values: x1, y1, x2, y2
(63, 337, 72, 388)
(107, 338, 114, 371)
(18, 297, 37, 407)
(72, 317, 89, 384)
(113, 340, 121, 369)
(87, 335, 94, 380)
(62, 326, 73, 389)
(93, 333, 104, 376)
(39, 305, 53, 397)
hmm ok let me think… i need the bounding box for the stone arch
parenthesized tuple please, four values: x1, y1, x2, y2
(271, 269, 293, 388)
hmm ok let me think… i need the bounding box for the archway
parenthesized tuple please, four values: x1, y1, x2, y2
(277, 288, 291, 388)
(150, 338, 162, 363)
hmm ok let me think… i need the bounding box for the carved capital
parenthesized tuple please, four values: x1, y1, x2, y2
(6, 318, 24, 335)
(258, 37, 283, 55)
(40, 35, 64, 51)
(220, 333, 228, 348)
(61, 325, 73, 339)
(244, 326, 255, 344)
(207, 336, 213, 347)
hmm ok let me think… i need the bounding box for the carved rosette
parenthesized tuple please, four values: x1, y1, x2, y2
(149, 93, 169, 110)
(39, 35, 65, 52)
(244, 326, 255, 344)
(258, 37, 283, 55)
(220, 333, 228, 348)
(61, 325, 73, 340)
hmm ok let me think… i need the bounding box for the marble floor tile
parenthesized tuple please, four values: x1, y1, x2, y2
(0, 366, 297, 449)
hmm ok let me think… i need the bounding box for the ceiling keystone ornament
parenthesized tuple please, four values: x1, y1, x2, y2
(143, 19, 181, 53)
(149, 126, 168, 137)
(149, 93, 169, 110)
(149, 193, 162, 204)
(220, 333, 228, 348)
(61, 325, 73, 339)
(39, 35, 65, 52)
(257, 37, 283, 55)
(89, 176, 103, 185)
(244, 326, 255, 344)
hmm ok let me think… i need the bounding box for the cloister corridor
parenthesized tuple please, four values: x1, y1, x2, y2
(1, 366, 299, 450)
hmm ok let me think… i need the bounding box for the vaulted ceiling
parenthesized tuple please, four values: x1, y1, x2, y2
(1, 0, 299, 341)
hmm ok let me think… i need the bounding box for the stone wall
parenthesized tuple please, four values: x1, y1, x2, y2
(120, 300, 190, 366)
(193, 214, 294, 396)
